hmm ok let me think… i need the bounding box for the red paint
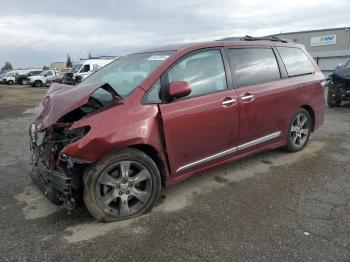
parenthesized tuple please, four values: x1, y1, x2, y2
(35, 40, 325, 188)
(168, 81, 192, 99)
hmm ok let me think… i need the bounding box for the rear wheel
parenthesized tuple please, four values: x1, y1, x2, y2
(21, 79, 27, 85)
(84, 148, 161, 222)
(284, 108, 312, 152)
(7, 80, 14, 85)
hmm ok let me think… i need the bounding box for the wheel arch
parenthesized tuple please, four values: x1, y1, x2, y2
(130, 144, 168, 187)
(300, 105, 315, 132)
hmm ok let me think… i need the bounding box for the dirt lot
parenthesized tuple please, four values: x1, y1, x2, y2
(0, 85, 46, 119)
(0, 84, 349, 261)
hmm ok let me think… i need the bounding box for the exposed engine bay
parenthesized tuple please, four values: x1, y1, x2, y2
(29, 82, 123, 208)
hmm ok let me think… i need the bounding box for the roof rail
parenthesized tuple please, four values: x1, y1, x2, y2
(219, 35, 289, 43)
(242, 35, 289, 43)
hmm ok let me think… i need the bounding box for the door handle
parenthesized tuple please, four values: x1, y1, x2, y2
(221, 98, 237, 106)
(240, 94, 255, 102)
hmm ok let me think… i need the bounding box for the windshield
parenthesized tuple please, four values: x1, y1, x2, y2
(345, 60, 350, 67)
(72, 64, 83, 73)
(39, 70, 48, 76)
(80, 51, 175, 98)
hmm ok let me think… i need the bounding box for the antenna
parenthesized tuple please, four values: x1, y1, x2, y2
(76, 45, 84, 62)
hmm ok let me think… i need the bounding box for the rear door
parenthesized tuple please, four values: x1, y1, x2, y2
(226, 46, 296, 149)
(159, 49, 239, 175)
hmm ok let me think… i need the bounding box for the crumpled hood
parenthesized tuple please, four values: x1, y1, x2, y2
(334, 66, 350, 81)
(34, 82, 111, 131)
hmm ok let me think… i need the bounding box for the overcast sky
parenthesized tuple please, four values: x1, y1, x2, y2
(0, 0, 349, 68)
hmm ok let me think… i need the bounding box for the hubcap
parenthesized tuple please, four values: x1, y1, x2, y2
(96, 161, 152, 217)
(290, 113, 310, 147)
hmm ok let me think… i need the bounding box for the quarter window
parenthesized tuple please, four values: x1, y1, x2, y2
(277, 47, 314, 76)
(168, 50, 227, 98)
(228, 48, 281, 87)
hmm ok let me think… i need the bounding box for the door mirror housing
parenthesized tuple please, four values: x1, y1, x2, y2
(168, 81, 191, 100)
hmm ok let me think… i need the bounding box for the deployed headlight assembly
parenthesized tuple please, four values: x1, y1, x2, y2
(29, 123, 37, 141)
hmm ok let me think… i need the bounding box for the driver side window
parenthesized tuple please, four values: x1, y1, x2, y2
(167, 49, 227, 98)
(82, 64, 90, 73)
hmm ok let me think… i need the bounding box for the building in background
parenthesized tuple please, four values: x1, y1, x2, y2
(270, 27, 350, 76)
(50, 62, 67, 71)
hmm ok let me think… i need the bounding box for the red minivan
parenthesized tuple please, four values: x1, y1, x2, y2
(29, 37, 325, 221)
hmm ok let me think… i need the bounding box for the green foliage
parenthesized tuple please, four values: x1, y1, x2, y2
(66, 54, 73, 68)
(1, 62, 13, 71)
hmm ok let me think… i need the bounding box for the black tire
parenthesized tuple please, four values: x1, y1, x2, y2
(21, 79, 27, 85)
(7, 80, 14, 85)
(327, 92, 341, 107)
(84, 148, 161, 222)
(284, 108, 312, 152)
(33, 80, 43, 87)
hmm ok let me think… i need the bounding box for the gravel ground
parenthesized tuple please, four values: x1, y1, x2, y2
(0, 85, 349, 261)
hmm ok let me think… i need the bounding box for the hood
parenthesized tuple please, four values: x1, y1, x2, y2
(34, 82, 119, 131)
(334, 66, 350, 81)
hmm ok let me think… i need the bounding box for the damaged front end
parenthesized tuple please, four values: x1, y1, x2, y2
(29, 82, 122, 209)
(327, 65, 350, 107)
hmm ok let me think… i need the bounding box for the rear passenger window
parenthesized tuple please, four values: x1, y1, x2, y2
(168, 50, 227, 98)
(277, 47, 314, 77)
(228, 48, 281, 87)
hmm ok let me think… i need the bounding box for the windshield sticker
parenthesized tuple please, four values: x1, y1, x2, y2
(147, 55, 170, 61)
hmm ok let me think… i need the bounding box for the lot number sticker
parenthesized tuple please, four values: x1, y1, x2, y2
(147, 55, 170, 61)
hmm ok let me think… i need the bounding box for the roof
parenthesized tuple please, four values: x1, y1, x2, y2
(133, 39, 298, 55)
(269, 27, 350, 36)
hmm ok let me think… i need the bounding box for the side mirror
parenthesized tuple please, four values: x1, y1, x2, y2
(168, 81, 191, 99)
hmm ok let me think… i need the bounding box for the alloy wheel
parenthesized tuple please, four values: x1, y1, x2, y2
(290, 113, 310, 147)
(95, 161, 153, 217)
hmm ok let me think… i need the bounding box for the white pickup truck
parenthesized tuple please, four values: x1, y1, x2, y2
(27, 70, 63, 87)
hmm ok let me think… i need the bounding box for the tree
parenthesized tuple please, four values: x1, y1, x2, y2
(1, 62, 13, 71)
(88, 53, 93, 59)
(66, 54, 73, 68)
(42, 65, 49, 70)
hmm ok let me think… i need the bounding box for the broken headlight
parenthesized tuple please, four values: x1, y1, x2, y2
(29, 123, 37, 141)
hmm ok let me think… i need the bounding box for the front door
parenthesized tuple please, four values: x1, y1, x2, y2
(159, 49, 239, 175)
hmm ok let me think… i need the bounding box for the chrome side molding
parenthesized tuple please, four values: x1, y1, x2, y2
(237, 131, 281, 151)
(176, 131, 281, 173)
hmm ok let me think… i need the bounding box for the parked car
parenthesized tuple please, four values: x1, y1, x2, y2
(16, 70, 42, 85)
(1, 71, 17, 84)
(29, 37, 325, 221)
(327, 59, 350, 107)
(27, 70, 63, 87)
(71, 58, 115, 81)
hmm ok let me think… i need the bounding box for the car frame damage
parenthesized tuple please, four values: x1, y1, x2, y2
(327, 62, 350, 107)
(29, 82, 122, 209)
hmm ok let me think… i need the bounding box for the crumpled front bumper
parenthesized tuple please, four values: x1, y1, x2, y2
(30, 159, 72, 205)
(30, 142, 74, 207)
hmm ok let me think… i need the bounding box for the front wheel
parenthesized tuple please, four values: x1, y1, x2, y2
(33, 80, 43, 87)
(284, 108, 312, 152)
(83, 148, 161, 222)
